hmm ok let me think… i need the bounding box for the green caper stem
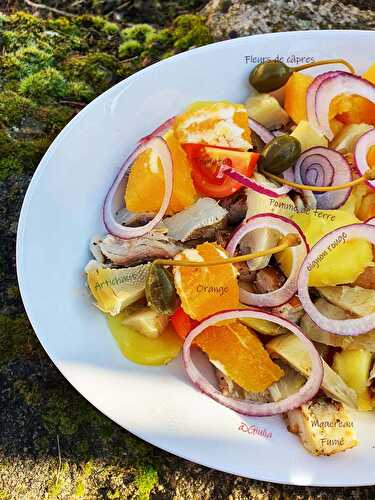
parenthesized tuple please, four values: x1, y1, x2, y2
(260, 167, 375, 192)
(291, 58, 355, 75)
(151, 234, 301, 269)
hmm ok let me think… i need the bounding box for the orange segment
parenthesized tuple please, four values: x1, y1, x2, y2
(333, 65, 375, 125)
(335, 96, 375, 126)
(173, 242, 239, 321)
(283, 73, 344, 135)
(125, 129, 198, 215)
(173, 101, 252, 151)
(357, 192, 375, 221)
(368, 145, 375, 167)
(196, 321, 284, 392)
(284, 72, 313, 124)
(362, 62, 375, 84)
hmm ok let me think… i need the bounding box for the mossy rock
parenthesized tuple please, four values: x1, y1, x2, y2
(0, 9, 212, 499)
(0, 11, 212, 183)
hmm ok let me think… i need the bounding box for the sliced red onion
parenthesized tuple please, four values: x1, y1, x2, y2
(314, 73, 375, 140)
(365, 217, 375, 225)
(183, 308, 323, 416)
(294, 147, 352, 209)
(226, 214, 308, 307)
(306, 70, 345, 134)
(298, 223, 375, 335)
(139, 116, 176, 144)
(103, 136, 173, 239)
(283, 165, 295, 182)
(220, 165, 291, 197)
(248, 118, 274, 144)
(355, 127, 375, 190)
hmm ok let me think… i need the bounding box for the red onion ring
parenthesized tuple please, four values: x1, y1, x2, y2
(314, 73, 375, 140)
(226, 214, 308, 307)
(103, 136, 173, 239)
(355, 127, 375, 190)
(248, 118, 274, 144)
(220, 165, 291, 197)
(306, 71, 345, 135)
(139, 116, 176, 144)
(365, 217, 375, 225)
(294, 147, 352, 209)
(298, 223, 375, 335)
(183, 308, 323, 416)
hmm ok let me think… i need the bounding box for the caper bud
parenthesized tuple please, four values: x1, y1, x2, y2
(260, 135, 301, 175)
(146, 265, 179, 315)
(249, 61, 292, 93)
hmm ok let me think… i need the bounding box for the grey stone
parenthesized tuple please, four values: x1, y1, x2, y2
(202, 0, 375, 39)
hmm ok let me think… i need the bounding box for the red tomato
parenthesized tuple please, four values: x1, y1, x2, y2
(171, 307, 198, 340)
(182, 144, 259, 199)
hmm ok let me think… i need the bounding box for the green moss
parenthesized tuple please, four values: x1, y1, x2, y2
(1, 12, 43, 49)
(74, 460, 94, 498)
(119, 40, 143, 59)
(0, 158, 24, 182)
(143, 29, 173, 59)
(6, 286, 20, 300)
(20, 378, 113, 440)
(62, 53, 117, 95)
(19, 68, 68, 101)
(173, 14, 212, 51)
(0, 91, 36, 127)
(3, 47, 53, 80)
(68, 81, 95, 101)
(102, 21, 119, 35)
(14, 380, 43, 406)
(121, 24, 155, 43)
(34, 105, 74, 133)
(75, 15, 119, 36)
(47, 462, 70, 499)
(7, 12, 43, 30)
(0, 314, 38, 364)
(134, 465, 158, 500)
(0, 126, 53, 181)
(107, 491, 121, 499)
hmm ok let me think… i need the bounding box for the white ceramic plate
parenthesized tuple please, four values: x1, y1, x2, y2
(17, 30, 375, 487)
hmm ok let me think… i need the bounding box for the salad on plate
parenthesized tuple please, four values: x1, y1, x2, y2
(84, 57, 375, 457)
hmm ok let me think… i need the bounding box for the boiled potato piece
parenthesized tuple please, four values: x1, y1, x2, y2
(240, 317, 287, 336)
(245, 93, 289, 130)
(333, 349, 374, 411)
(122, 307, 169, 339)
(290, 120, 328, 151)
(331, 123, 373, 153)
(277, 209, 373, 286)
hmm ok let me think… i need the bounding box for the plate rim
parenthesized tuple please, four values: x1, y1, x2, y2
(16, 29, 375, 487)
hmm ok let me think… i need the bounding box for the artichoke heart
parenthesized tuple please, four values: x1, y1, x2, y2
(318, 285, 375, 317)
(301, 298, 375, 351)
(267, 334, 358, 408)
(85, 261, 150, 316)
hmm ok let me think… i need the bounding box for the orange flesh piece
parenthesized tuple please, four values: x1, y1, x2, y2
(173, 101, 252, 150)
(284, 72, 313, 124)
(196, 321, 284, 393)
(173, 242, 239, 321)
(124, 129, 197, 215)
